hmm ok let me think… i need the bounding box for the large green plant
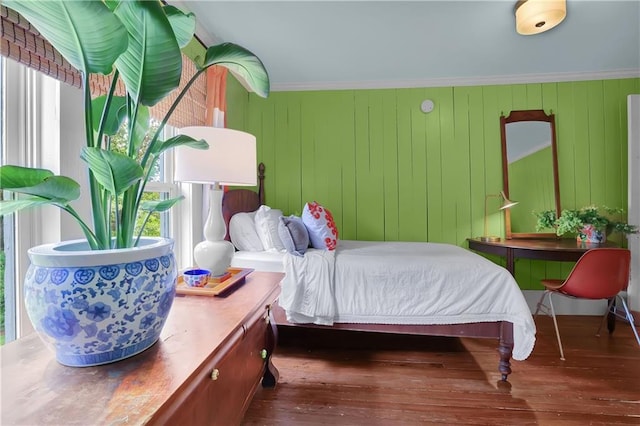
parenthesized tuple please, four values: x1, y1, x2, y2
(0, 0, 269, 250)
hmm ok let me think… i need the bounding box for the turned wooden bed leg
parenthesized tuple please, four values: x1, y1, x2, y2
(261, 304, 280, 388)
(498, 322, 514, 381)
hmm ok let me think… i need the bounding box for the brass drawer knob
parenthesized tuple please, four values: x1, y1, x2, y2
(210, 368, 219, 381)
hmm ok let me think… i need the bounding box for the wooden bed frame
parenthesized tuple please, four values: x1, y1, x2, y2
(222, 163, 515, 381)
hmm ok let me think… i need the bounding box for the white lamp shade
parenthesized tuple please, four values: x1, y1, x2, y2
(515, 0, 566, 35)
(174, 126, 257, 186)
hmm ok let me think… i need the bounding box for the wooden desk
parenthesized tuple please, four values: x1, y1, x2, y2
(467, 237, 618, 276)
(0, 271, 284, 425)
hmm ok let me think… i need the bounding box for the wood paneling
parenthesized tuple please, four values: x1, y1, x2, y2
(242, 316, 640, 425)
(227, 78, 640, 288)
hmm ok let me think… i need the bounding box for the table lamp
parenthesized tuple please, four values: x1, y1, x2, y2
(174, 126, 257, 276)
(481, 191, 518, 242)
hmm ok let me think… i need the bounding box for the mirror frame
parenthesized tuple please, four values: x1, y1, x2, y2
(500, 109, 561, 239)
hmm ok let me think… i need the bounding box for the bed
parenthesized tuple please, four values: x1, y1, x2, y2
(222, 163, 536, 381)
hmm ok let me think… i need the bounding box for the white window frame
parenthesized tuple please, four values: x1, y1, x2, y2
(147, 124, 202, 271)
(2, 58, 52, 338)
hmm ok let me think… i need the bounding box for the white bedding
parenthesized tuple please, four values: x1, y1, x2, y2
(231, 250, 285, 272)
(233, 240, 536, 360)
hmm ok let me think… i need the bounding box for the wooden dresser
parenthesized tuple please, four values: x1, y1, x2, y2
(0, 271, 283, 425)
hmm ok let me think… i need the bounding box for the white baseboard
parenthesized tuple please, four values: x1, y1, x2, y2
(523, 290, 609, 316)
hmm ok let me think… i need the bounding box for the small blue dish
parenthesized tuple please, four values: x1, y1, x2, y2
(183, 268, 211, 287)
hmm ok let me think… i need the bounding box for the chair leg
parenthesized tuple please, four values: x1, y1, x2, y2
(534, 290, 566, 360)
(534, 290, 549, 318)
(617, 295, 640, 347)
(596, 298, 616, 337)
(547, 293, 566, 361)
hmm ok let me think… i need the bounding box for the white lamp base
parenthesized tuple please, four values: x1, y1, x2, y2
(193, 184, 234, 276)
(194, 239, 234, 276)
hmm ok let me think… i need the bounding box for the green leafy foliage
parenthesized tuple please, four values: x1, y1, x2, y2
(4, 0, 128, 76)
(0, 166, 81, 215)
(535, 206, 639, 236)
(0, 0, 270, 250)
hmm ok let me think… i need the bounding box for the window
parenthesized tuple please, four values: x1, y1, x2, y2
(138, 122, 181, 245)
(1, 57, 47, 342)
(0, 57, 7, 345)
(0, 58, 188, 342)
(106, 117, 179, 240)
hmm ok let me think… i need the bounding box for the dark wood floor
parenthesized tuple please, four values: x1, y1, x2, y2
(243, 316, 640, 425)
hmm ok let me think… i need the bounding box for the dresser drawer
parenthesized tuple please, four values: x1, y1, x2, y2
(157, 306, 272, 425)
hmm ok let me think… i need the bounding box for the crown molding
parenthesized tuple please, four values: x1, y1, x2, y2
(270, 69, 640, 92)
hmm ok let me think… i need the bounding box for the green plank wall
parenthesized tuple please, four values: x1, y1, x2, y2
(226, 77, 640, 289)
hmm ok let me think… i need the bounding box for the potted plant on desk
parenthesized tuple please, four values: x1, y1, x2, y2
(0, 0, 269, 367)
(535, 206, 638, 244)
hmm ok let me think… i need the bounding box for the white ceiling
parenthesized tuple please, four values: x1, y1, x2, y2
(177, 0, 640, 92)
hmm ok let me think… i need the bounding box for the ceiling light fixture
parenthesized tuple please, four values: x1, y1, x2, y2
(515, 0, 567, 35)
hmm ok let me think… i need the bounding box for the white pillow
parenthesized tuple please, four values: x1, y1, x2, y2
(254, 205, 286, 251)
(302, 201, 338, 250)
(229, 211, 264, 251)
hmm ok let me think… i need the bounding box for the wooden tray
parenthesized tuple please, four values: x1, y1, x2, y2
(176, 268, 253, 297)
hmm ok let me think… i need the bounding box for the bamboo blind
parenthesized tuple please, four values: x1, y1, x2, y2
(1, 5, 211, 128)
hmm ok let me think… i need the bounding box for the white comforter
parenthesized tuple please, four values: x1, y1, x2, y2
(279, 240, 536, 360)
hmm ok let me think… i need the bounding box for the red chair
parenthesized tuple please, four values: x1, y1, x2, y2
(534, 248, 640, 360)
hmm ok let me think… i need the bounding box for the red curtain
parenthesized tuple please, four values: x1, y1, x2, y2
(206, 66, 228, 128)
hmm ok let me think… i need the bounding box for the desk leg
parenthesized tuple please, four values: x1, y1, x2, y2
(506, 249, 515, 276)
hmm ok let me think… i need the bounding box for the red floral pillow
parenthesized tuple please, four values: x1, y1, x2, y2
(302, 201, 338, 250)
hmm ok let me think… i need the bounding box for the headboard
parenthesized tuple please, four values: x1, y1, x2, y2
(222, 162, 265, 241)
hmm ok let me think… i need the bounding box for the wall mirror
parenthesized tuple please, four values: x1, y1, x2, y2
(500, 110, 560, 239)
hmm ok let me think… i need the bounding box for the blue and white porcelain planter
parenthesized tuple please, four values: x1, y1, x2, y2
(24, 237, 177, 367)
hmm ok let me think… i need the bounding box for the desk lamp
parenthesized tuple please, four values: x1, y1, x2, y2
(481, 191, 518, 242)
(174, 127, 257, 276)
